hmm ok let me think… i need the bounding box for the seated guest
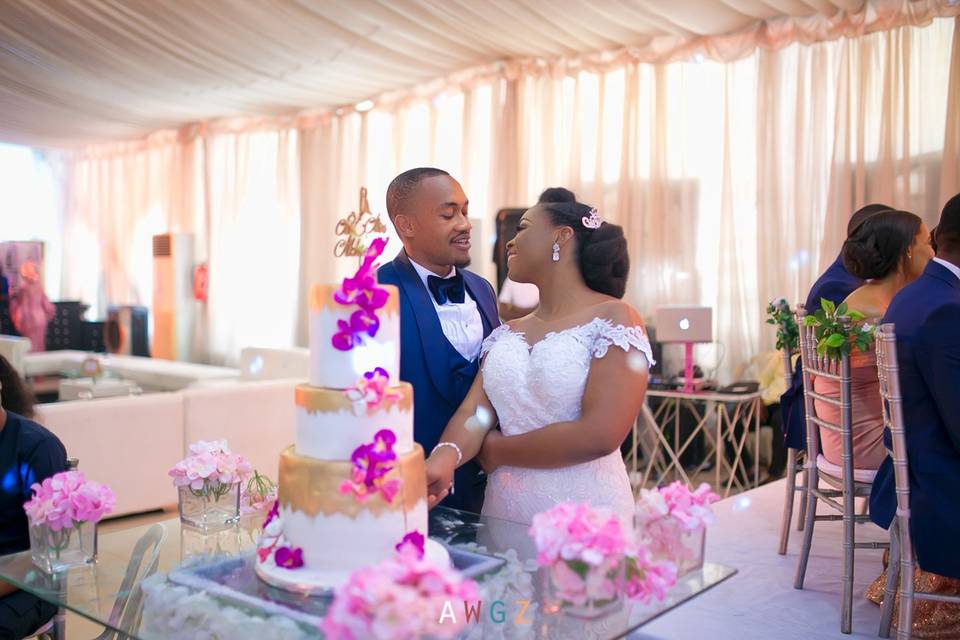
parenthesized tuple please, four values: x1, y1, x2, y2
(0, 355, 67, 640)
(814, 210, 933, 470)
(777, 203, 892, 470)
(868, 194, 960, 635)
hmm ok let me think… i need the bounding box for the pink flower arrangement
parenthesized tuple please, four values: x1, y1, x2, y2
(339, 430, 401, 503)
(321, 540, 480, 640)
(635, 482, 719, 567)
(240, 470, 277, 515)
(24, 470, 115, 531)
(530, 503, 630, 607)
(344, 368, 403, 414)
(331, 237, 390, 352)
(624, 545, 679, 604)
(530, 502, 680, 608)
(168, 440, 253, 493)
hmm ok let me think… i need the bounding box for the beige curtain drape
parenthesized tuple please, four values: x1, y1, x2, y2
(47, 17, 958, 376)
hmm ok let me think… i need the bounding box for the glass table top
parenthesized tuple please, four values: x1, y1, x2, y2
(0, 508, 736, 639)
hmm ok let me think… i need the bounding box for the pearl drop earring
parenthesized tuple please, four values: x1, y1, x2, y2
(552, 242, 560, 262)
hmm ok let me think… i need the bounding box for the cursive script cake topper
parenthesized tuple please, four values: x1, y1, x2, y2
(335, 187, 388, 260)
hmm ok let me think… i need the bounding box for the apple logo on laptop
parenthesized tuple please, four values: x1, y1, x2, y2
(679, 318, 691, 331)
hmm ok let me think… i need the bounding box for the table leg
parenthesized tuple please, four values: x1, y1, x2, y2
(53, 572, 66, 640)
(754, 398, 761, 488)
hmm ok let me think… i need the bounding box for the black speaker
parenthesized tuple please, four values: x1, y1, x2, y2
(492, 208, 525, 292)
(105, 306, 150, 357)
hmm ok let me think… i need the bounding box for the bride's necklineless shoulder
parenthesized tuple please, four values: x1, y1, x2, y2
(504, 300, 637, 348)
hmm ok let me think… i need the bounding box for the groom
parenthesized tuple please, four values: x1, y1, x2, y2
(377, 168, 500, 514)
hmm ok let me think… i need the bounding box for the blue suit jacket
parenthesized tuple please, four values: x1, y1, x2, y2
(377, 251, 500, 514)
(781, 256, 862, 449)
(870, 260, 960, 578)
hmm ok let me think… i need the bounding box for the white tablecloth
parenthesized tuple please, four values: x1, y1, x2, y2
(636, 478, 887, 639)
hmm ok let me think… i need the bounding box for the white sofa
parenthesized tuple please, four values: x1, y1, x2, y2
(25, 350, 240, 391)
(181, 379, 298, 481)
(37, 394, 186, 517)
(27, 351, 301, 517)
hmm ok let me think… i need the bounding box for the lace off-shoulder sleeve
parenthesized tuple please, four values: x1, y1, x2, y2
(480, 324, 513, 359)
(591, 319, 656, 366)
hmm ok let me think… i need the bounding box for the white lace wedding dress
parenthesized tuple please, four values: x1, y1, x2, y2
(479, 317, 654, 525)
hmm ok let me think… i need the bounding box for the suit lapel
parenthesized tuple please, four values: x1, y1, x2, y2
(392, 251, 457, 404)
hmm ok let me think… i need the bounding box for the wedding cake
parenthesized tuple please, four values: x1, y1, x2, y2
(256, 239, 441, 592)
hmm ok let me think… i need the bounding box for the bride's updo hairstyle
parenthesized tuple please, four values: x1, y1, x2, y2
(842, 209, 922, 280)
(540, 201, 630, 298)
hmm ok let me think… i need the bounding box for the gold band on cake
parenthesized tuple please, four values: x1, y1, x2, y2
(278, 444, 426, 518)
(308, 283, 400, 317)
(295, 383, 413, 414)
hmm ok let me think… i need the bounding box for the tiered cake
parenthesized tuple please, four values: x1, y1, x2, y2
(255, 263, 436, 592)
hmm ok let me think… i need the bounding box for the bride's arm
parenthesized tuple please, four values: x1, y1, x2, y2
(425, 370, 497, 507)
(478, 337, 649, 472)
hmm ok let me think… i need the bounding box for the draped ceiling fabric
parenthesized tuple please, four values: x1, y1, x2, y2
(0, 0, 955, 147)
(3, 2, 958, 374)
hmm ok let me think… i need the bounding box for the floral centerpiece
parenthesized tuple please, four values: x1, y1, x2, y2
(530, 502, 677, 618)
(321, 531, 479, 640)
(23, 470, 115, 573)
(635, 482, 719, 576)
(169, 440, 252, 531)
(241, 470, 277, 516)
(803, 298, 875, 360)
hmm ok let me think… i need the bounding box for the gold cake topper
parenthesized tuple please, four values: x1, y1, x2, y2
(335, 187, 388, 260)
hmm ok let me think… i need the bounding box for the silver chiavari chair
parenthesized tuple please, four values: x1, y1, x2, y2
(875, 324, 960, 639)
(793, 306, 886, 634)
(777, 302, 807, 555)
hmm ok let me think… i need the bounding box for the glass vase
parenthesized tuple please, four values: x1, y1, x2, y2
(178, 482, 241, 532)
(672, 528, 706, 577)
(544, 558, 624, 619)
(29, 520, 97, 574)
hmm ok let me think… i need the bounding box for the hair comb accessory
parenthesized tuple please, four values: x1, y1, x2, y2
(581, 207, 603, 229)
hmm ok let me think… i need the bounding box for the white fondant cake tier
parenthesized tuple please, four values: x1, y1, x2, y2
(294, 385, 414, 460)
(308, 284, 400, 389)
(255, 537, 449, 594)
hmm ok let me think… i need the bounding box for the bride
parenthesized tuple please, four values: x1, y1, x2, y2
(424, 196, 653, 525)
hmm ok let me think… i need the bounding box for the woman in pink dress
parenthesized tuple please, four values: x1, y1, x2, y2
(813, 210, 933, 470)
(9, 261, 55, 352)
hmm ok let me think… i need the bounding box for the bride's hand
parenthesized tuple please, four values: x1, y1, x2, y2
(425, 448, 457, 509)
(477, 430, 503, 475)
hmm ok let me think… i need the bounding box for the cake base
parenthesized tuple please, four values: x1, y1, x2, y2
(254, 539, 451, 595)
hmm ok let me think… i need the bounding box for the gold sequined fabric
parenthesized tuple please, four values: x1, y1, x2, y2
(867, 551, 960, 639)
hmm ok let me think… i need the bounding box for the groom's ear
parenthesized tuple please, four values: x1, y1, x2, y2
(393, 213, 416, 238)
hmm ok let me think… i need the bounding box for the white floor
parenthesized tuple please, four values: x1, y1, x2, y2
(636, 478, 887, 639)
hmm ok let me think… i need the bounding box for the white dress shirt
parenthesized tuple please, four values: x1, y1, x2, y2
(408, 258, 485, 362)
(933, 257, 960, 283)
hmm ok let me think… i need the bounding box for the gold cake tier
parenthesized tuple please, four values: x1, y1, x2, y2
(278, 444, 426, 518)
(294, 382, 413, 415)
(308, 283, 400, 317)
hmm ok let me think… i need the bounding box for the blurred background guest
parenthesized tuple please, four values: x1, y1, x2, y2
(9, 261, 54, 353)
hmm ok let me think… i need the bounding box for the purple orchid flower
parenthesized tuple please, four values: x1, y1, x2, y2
(395, 530, 426, 559)
(274, 546, 304, 569)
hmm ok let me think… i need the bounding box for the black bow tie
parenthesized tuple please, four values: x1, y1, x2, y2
(427, 272, 465, 305)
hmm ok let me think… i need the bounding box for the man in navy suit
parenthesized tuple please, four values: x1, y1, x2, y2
(777, 203, 893, 466)
(377, 168, 500, 514)
(870, 194, 960, 579)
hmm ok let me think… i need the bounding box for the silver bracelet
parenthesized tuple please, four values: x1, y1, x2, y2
(432, 441, 463, 466)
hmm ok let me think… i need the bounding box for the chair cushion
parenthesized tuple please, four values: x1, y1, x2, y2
(816, 454, 877, 483)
